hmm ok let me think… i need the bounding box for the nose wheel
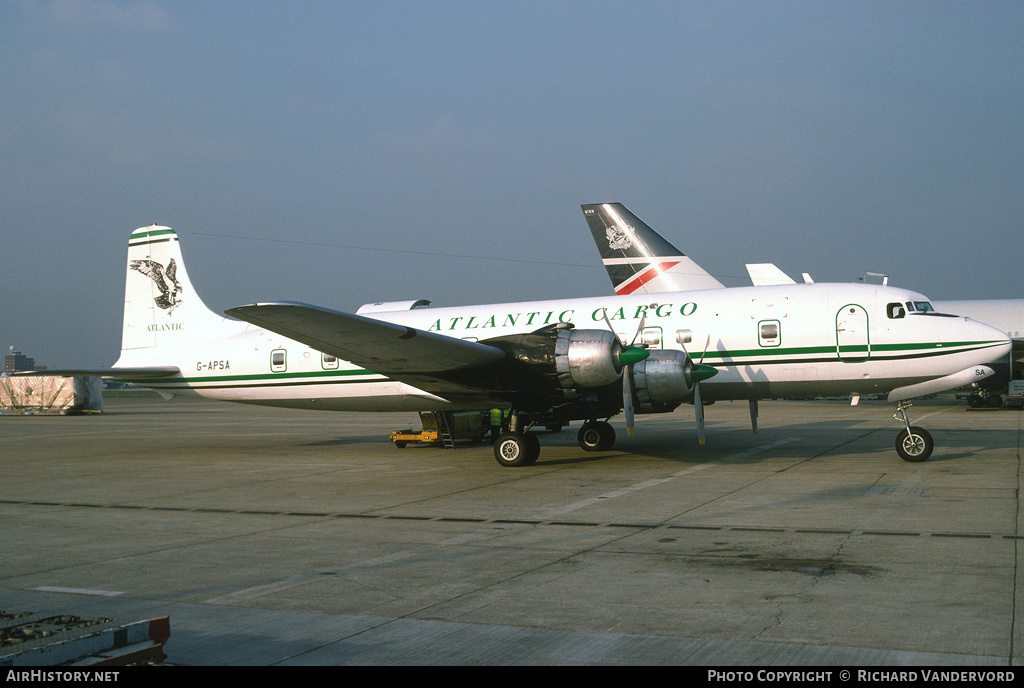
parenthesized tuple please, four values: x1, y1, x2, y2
(893, 401, 933, 462)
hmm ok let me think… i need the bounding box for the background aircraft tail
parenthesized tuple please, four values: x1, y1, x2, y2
(118, 225, 239, 362)
(581, 203, 725, 294)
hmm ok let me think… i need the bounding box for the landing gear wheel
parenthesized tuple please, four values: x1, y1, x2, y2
(493, 431, 540, 467)
(895, 426, 933, 462)
(578, 421, 616, 452)
(988, 395, 1004, 408)
(967, 395, 985, 408)
(525, 433, 540, 463)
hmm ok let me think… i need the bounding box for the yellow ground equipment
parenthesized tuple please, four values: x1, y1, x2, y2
(390, 411, 487, 448)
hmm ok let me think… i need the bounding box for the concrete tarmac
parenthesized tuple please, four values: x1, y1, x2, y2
(1, 394, 1022, 665)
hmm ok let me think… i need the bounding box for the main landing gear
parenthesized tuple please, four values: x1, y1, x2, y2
(492, 414, 617, 467)
(493, 430, 541, 467)
(577, 420, 616, 452)
(893, 400, 934, 462)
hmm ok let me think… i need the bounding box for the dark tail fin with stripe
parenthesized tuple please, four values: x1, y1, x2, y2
(581, 203, 724, 294)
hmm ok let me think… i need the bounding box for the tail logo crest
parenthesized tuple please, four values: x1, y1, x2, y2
(130, 259, 183, 313)
(606, 225, 633, 251)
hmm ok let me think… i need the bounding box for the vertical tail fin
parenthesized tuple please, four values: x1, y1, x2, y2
(118, 225, 238, 361)
(581, 203, 725, 294)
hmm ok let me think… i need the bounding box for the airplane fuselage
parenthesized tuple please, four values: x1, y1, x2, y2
(115, 282, 1008, 412)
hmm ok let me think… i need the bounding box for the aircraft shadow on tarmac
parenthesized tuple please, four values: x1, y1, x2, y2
(301, 436, 398, 448)
(290, 416, 1019, 465)
(487, 414, 1019, 466)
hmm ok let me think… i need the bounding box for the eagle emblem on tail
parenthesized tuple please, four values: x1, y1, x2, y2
(130, 258, 183, 313)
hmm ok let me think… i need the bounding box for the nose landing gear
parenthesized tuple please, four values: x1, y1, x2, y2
(893, 400, 934, 462)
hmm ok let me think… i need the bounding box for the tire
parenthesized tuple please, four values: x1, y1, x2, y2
(988, 395, 1004, 408)
(394, 440, 407, 448)
(578, 421, 615, 452)
(493, 431, 539, 467)
(967, 396, 985, 408)
(524, 433, 540, 465)
(895, 426, 933, 462)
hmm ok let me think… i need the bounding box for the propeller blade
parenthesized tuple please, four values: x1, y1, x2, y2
(695, 380, 706, 445)
(677, 331, 717, 446)
(624, 366, 635, 435)
(630, 313, 647, 346)
(601, 307, 649, 438)
(600, 308, 619, 341)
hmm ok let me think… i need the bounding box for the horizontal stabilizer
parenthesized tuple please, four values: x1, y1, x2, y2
(746, 263, 797, 286)
(14, 367, 180, 379)
(225, 302, 507, 374)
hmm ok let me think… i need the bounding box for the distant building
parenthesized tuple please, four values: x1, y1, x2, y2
(5, 348, 36, 374)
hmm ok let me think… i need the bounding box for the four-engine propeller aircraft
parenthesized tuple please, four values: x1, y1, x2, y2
(21, 216, 1011, 466)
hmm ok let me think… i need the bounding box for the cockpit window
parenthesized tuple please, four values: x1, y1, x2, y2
(887, 303, 906, 319)
(905, 301, 935, 313)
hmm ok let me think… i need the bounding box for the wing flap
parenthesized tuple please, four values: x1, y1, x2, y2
(225, 302, 507, 374)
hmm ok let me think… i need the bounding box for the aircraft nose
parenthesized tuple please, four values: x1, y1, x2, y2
(972, 319, 1012, 362)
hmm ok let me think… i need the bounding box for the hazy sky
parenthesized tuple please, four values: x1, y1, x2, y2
(3, 1, 1022, 368)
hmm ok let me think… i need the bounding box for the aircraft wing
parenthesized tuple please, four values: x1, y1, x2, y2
(225, 302, 507, 375)
(226, 302, 514, 405)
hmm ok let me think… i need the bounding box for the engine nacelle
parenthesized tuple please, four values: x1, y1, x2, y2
(632, 349, 693, 407)
(482, 325, 631, 397)
(553, 327, 627, 390)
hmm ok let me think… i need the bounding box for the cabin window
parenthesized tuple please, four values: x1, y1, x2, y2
(271, 349, 287, 372)
(758, 320, 781, 347)
(322, 353, 339, 370)
(887, 303, 906, 319)
(640, 327, 663, 349)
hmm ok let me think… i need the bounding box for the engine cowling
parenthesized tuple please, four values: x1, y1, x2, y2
(482, 324, 646, 397)
(553, 328, 627, 390)
(630, 349, 718, 411)
(631, 349, 693, 408)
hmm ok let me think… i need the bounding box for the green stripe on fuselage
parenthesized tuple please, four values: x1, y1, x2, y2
(115, 339, 1003, 391)
(698, 339, 1002, 364)
(113, 367, 382, 388)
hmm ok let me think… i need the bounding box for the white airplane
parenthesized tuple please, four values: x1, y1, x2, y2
(21, 218, 1011, 466)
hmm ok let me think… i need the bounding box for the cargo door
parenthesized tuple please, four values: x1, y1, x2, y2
(836, 305, 870, 362)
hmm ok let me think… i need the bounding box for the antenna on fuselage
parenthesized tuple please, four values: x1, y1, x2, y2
(858, 272, 890, 286)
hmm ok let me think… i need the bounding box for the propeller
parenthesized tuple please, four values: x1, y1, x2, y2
(676, 330, 718, 444)
(602, 308, 651, 436)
